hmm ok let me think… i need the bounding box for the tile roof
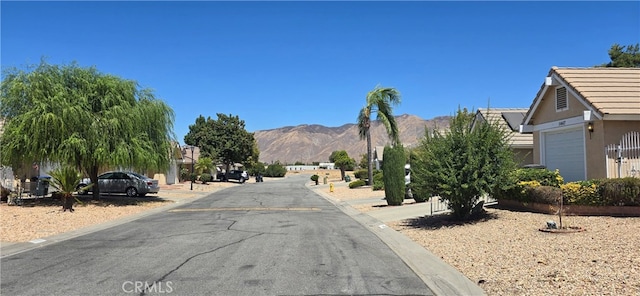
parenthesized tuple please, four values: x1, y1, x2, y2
(553, 67, 640, 116)
(476, 108, 533, 148)
(529, 67, 640, 120)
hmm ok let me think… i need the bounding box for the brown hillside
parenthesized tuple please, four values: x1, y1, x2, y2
(255, 114, 450, 164)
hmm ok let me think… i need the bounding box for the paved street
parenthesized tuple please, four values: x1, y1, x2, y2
(1, 175, 434, 295)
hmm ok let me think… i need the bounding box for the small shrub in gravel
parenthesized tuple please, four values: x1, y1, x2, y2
(200, 173, 212, 184)
(349, 180, 366, 189)
(354, 169, 368, 180)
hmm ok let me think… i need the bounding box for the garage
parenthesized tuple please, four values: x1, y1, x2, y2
(543, 128, 585, 182)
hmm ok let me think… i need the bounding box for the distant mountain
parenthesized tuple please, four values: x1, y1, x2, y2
(254, 114, 451, 164)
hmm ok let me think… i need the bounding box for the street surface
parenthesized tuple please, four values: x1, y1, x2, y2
(1, 175, 433, 295)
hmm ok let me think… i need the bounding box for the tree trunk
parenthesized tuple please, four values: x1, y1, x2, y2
(62, 194, 74, 212)
(89, 165, 100, 200)
(366, 128, 373, 186)
(340, 168, 345, 181)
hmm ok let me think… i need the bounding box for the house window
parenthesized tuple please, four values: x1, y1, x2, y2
(556, 87, 568, 111)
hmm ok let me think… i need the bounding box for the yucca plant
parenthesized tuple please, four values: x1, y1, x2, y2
(47, 166, 85, 212)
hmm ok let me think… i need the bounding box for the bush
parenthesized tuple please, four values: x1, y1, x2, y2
(200, 173, 212, 184)
(598, 177, 640, 206)
(264, 163, 287, 177)
(412, 107, 517, 220)
(349, 179, 366, 188)
(354, 169, 368, 180)
(529, 185, 562, 204)
(561, 180, 601, 206)
(412, 184, 429, 203)
(372, 171, 384, 191)
(514, 168, 564, 187)
(190, 173, 198, 182)
(310, 174, 319, 182)
(494, 168, 564, 201)
(247, 162, 267, 176)
(180, 168, 190, 182)
(382, 145, 405, 206)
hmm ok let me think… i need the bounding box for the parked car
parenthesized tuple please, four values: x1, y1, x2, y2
(217, 170, 248, 183)
(76, 171, 160, 197)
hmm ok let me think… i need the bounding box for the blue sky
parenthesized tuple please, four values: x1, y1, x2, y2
(2, 1, 638, 144)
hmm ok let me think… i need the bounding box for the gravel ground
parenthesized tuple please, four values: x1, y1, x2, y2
(388, 209, 640, 296)
(0, 181, 237, 243)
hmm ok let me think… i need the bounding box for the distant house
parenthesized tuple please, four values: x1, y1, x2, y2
(473, 108, 534, 167)
(520, 67, 640, 182)
(372, 146, 383, 170)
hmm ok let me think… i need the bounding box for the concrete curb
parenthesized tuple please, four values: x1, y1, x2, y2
(308, 183, 486, 296)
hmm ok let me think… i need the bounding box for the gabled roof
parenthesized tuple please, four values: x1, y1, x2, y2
(524, 67, 640, 124)
(475, 108, 533, 149)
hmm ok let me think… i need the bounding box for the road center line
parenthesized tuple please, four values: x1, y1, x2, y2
(168, 207, 321, 212)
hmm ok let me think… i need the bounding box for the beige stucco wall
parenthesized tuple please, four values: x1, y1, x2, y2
(530, 89, 639, 180)
(513, 148, 534, 167)
(528, 87, 587, 125)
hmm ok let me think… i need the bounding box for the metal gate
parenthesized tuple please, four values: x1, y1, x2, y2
(606, 131, 640, 178)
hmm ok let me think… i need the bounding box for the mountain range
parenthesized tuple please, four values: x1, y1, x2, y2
(254, 114, 451, 164)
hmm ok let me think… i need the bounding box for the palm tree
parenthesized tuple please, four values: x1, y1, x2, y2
(195, 156, 214, 175)
(47, 166, 84, 212)
(357, 86, 401, 185)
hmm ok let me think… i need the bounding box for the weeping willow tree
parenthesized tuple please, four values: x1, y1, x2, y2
(0, 60, 175, 200)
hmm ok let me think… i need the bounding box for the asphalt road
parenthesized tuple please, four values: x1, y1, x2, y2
(1, 175, 434, 296)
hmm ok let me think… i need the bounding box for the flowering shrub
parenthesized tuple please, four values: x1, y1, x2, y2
(493, 168, 564, 202)
(561, 181, 601, 205)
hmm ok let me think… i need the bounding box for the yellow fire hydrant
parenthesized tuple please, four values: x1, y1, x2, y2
(329, 183, 334, 193)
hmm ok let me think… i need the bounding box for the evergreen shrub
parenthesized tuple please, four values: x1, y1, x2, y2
(264, 163, 287, 177)
(382, 145, 405, 206)
(349, 179, 366, 188)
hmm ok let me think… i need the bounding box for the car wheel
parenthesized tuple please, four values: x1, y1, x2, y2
(126, 187, 138, 197)
(240, 177, 245, 183)
(76, 184, 87, 195)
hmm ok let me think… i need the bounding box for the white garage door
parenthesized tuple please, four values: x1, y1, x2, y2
(544, 128, 585, 182)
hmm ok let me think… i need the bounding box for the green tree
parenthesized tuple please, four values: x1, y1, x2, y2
(264, 162, 287, 177)
(357, 86, 401, 185)
(382, 145, 406, 206)
(0, 61, 175, 200)
(329, 150, 355, 181)
(184, 113, 256, 174)
(601, 43, 640, 68)
(412, 107, 516, 220)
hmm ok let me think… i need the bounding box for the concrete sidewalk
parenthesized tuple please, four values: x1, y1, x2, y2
(308, 182, 486, 296)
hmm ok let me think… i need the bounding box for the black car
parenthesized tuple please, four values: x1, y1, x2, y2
(217, 170, 248, 183)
